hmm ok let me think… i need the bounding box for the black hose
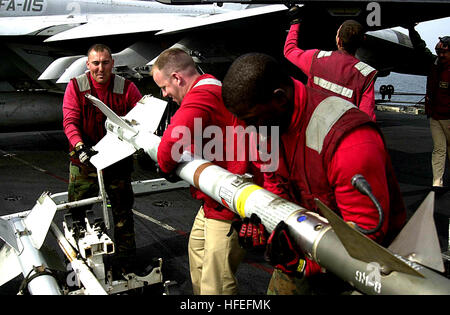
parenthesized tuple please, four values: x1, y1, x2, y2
(351, 174, 385, 235)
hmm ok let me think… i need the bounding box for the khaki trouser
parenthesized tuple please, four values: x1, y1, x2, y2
(430, 118, 450, 187)
(188, 207, 246, 295)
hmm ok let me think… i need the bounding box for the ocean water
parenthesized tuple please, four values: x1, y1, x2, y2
(374, 72, 427, 106)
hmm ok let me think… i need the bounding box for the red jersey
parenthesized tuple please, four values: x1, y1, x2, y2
(426, 61, 450, 119)
(284, 23, 377, 121)
(157, 74, 250, 220)
(261, 79, 405, 276)
(63, 72, 142, 151)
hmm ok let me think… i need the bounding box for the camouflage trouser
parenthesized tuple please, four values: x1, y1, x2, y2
(68, 162, 136, 260)
(267, 268, 354, 295)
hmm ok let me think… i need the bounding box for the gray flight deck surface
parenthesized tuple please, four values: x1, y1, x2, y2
(0, 109, 449, 295)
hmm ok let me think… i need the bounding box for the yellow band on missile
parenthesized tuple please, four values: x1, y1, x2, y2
(236, 185, 262, 218)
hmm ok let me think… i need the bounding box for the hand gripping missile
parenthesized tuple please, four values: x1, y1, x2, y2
(88, 94, 450, 295)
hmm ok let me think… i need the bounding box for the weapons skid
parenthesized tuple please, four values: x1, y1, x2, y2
(0, 94, 174, 295)
(0, 188, 167, 295)
(87, 93, 450, 295)
(0, 98, 181, 294)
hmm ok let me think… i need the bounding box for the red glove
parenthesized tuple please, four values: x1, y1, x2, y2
(264, 221, 306, 277)
(230, 213, 267, 249)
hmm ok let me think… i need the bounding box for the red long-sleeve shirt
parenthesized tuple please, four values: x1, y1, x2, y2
(263, 80, 391, 276)
(284, 23, 376, 121)
(63, 73, 142, 148)
(157, 74, 250, 220)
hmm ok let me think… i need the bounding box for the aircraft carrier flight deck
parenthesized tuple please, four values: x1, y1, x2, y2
(0, 109, 449, 295)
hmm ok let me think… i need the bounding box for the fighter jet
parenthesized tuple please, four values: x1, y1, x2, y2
(0, 0, 287, 131)
(0, 0, 286, 86)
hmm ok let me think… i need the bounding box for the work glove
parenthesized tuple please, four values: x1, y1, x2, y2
(229, 213, 267, 250)
(264, 220, 306, 277)
(75, 144, 98, 166)
(287, 5, 303, 25)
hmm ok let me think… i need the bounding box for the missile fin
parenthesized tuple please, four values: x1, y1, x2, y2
(89, 95, 167, 170)
(124, 95, 168, 134)
(85, 94, 137, 135)
(0, 245, 21, 287)
(24, 192, 57, 249)
(315, 198, 423, 277)
(388, 192, 445, 272)
(0, 218, 19, 252)
(91, 132, 137, 170)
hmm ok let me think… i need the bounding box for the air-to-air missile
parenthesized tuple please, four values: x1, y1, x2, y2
(0, 193, 61, 295)
(84, 93, 450, 295)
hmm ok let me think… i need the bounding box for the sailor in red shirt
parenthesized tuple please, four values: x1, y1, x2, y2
(284, 6, 377, 121)
(407, 26, 450, 190)
(152, 48, 250, 294)
(63, 44, 142, 275)
(222, 53, 406, 295)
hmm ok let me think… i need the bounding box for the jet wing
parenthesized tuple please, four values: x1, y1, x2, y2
(156, 0, 450, 30)
(43, 5, 286, 42)
(155, 4, 287, 35)
(0, 15, 86, 36)
(43, 14, 189, 42)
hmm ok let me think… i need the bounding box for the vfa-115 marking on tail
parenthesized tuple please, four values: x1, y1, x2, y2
(84, 93, 450, 295)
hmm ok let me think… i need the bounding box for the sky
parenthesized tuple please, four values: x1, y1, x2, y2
(377, 16, 449, 93)
(394, 16, 450, 51)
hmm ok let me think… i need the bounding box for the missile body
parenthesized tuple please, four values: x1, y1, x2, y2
(11, 218, 62, 295)
(161, 154, 450, 295)
(89, 94, 450, 295)
(0, 216, 62, 295)
(0, 193, 63, 295)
